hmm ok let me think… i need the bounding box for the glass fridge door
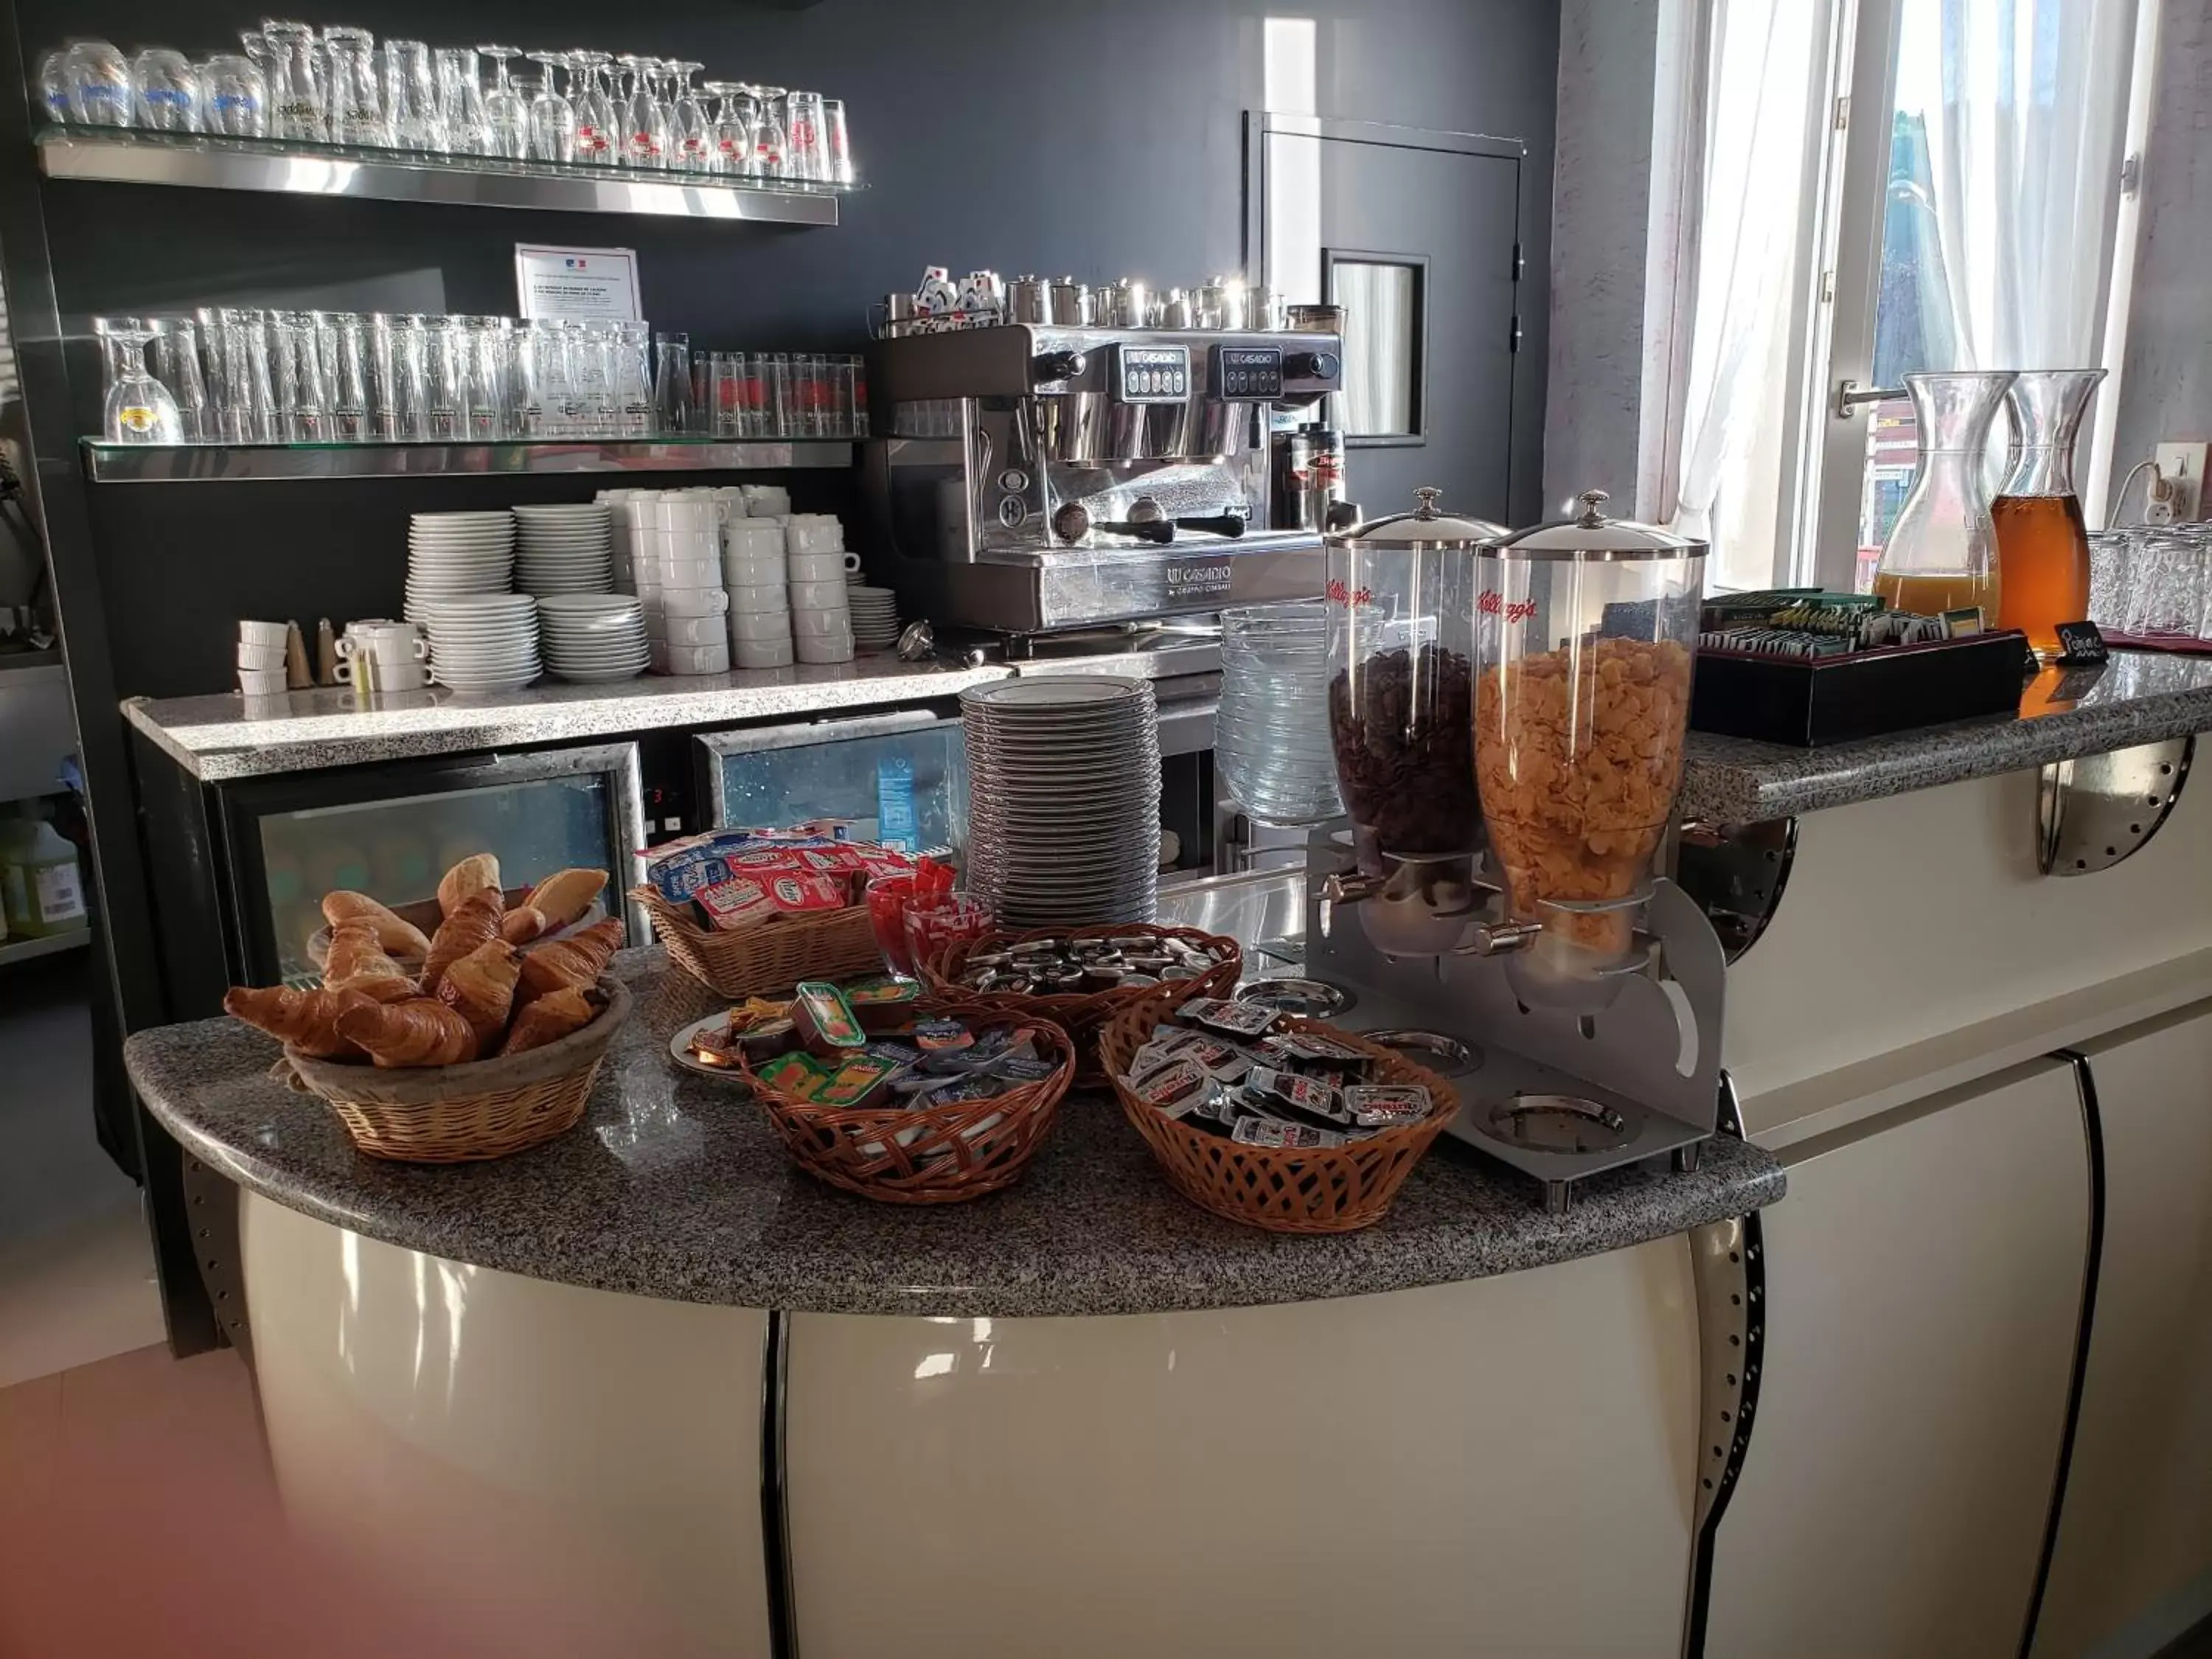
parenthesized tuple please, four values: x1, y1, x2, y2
(698, 708, 967, 856)
(220, 742, 646, 985)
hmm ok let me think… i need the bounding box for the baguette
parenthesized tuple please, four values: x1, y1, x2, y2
(436, 853, 501, 919)
(499, 905, 550, 946)
(319, 891, 431, 960)
(521, 868, 608, 931)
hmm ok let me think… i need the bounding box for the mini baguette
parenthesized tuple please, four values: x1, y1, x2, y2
(320, 891, 431, 960)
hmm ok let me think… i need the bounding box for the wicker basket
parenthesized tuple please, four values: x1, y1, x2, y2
(918, 924, 1242, 1086)
(282, 978, 631, 1163)
(739, 999, 1075, 1204)
(633, 884, 883, 1000)
(1098, 992, 1460, 1234)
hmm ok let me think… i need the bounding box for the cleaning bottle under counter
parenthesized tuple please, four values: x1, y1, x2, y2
(0, 815, 87, 939)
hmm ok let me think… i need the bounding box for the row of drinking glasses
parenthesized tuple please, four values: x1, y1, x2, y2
(684, 351, 872, 441)
(2090, 524, 2212, 643)
(39, 31, 854, 184)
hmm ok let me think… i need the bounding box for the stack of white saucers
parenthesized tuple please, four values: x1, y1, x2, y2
(537, 594, 649, 684)
(960, 676, 1163, 928)
(512, 503, 614, 594)
(847, 585, 902, 650)
(420, 594, 540, 694)
(404, 511, 516, 624)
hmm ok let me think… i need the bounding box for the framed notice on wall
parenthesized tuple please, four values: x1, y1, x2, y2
(514, 244, 642, 321)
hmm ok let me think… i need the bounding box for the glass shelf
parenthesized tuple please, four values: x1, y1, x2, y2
(79, 437, 855, 483)
(35, 127, 855, 225)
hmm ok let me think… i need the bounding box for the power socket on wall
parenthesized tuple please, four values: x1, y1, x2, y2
(2154, 442, 2211, 523)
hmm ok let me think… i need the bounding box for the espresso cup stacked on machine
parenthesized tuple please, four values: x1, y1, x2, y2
(785, 513, 855, 664)
(641, 492, 731, 675)
(723, 514, 795, 669)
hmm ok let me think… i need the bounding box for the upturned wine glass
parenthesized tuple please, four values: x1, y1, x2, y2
(568, 50, 615, 164)
(668, 60, 713, 172)
(525, 53, 575, 163)
(479, 46, 529, 159)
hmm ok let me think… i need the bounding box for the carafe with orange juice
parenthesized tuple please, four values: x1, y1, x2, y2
(1868, 371, 2015, 622)
(1992, 369, 2105, 658)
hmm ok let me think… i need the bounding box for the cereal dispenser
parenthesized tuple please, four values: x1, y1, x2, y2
(1303, 488, 1728, 1213)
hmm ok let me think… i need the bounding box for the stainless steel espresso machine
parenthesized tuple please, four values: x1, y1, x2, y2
(860, 276, 1346, 636)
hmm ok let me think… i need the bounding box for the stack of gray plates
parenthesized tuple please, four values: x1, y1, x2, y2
(960, 676, 1162, 927)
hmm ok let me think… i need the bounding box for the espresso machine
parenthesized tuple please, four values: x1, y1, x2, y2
(1280, 489, 1730, 1212)
(860, 275, 1346, 636)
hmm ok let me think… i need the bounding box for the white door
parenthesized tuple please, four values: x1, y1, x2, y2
(2034, 1003, 2212, 1658)
(1707, 1059, 2092, 1659)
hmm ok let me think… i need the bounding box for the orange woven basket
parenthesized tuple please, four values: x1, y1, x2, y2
(739, 1000, 1075, 1204)
(918, 923, 1242, 1086)
(633, 884, 883, 1000)
(1097, 992, 1460, 1234)
(282, 977, 630, 1163)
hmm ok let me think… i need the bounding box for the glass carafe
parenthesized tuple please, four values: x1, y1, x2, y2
(1994, 369, 2105, 657)
(1324, 487, 1500, 872)
(1870, 371, 2014, 619)
(1474, 490, 1705, 973)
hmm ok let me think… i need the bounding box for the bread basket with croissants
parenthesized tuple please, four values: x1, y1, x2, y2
(224, 855, 631, 1163)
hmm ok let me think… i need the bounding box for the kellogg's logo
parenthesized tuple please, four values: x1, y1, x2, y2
(1326, 577, 1374, 606)
(1478, 589, 1537, 625)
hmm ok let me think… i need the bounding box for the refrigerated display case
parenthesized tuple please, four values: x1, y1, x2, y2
(696, 708, 967, 855)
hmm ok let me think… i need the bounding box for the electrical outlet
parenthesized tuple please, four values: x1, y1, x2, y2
(2154, 441, 2211, 522)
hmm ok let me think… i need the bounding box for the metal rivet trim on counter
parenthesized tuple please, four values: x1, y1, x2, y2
(79, 439, 855, 484)
(182, 1154, 252, 1369)
(1675, 817, 1801, 964)
(2037, 735, 2195, 877)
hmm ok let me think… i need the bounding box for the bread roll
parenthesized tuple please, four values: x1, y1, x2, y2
(434, 939, 520, 1051)
(499, 905, 549, 946)
(319, 891, 431, 959)
(420, 890, 502, 994)
(521, 868, 608, 931)
(223, 984, 368, 1060)
(436, 853, 501, 919)
(333, 996, 477, 1068)
(323, 923, 414, 996)
(498, 987, 597, 1055)
(517, 916, 625, 1004)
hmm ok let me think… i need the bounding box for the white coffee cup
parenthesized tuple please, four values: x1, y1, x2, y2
(654, 613, 727, 647)
(649, 554, 723, 588)
(656, 641, 731, 675)
(724, 518, 782, 559)
(238, 619, 290, 647)
(790, 605, 856, 639)
(655, 495, 720, 533)
(362, 661, 430, 693)
(723, 549, 787, 588)
(728, 582, 790, 614)
(742, 484, 791, 518)
(730, 609, 796, 642)
(237, 641, 288, 671)
(788, 578, 849, 613)
(796, 633, 855, 665)
(786, 551, 855, 583)
(735, 639, 797, 670)
(237, 666, 291, 695)
(660, 586, 730, 617)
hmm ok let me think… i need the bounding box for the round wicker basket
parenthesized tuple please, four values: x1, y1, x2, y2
(1097, 992, 1460, 1234)
(632, 884, 883, 1000)
(739, 1000, 1075, 1204)
(283, 977, 630, 1163)
(918, 923, 1242, 1086)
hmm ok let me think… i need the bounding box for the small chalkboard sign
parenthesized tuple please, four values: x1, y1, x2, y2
(2054, 619, 2109, 666)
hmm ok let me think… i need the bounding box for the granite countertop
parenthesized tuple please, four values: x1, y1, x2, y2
(123, 948, 1784, 1318)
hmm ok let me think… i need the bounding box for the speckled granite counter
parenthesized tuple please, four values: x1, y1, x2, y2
(122, 947, 1783, 1318)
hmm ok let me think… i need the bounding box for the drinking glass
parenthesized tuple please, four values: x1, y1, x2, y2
(702, 81, 747, 172)
(215, 308, 276, 442)
(424, 316, 467, 439)
(2129, 533, 2207, 639)
(477, 46, 528, 159)
(64, 39, 133, 128)
(35, 49, 71, 125)
(101, 328, 181, 443)
(866, 874, 924, 978)
(785, 89, 826, 181)
(771, 352, 799, 439)
(273, 311, 330, 440)
(711, 352, 742, 437)
(1215, 602, 1344, 825)
(791, 354, 824, 437)
(822, 97, 853, 184)
(749, 85, 787, 175)
(322, 313, 370, 440)
(568, 51, 616, 164)
(669, 62, 713, 172)
(261, 21, 324, 142)
(654, 332, 692, 434)
(434, 48, 485, 156)
(903, 896, 997, 974)
(465, 317, 513, 439)
(849, 355, 869, 437)
(144, 318, 210, 442)
(383, 40, 442, 152)
(319, 27, 379, 146)
(524, 54, 576, 163)
(578, 320, 618, 437)
(512, 321, 553, 437)
(199, 55, 268, 137)
(751, 352, 790, 437)
(132, 49, 201, 132)
(613, 321, 655, 437)
(829, 355, 857, 439)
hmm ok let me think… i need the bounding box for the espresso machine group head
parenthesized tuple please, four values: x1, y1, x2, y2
(861, 282, 1345, 637)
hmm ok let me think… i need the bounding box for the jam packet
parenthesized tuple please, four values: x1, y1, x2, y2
(1178, 998, 1281, 1039)
(1127, 1057, 1216, 1119)
(793, 981, 869, 1056)
(1245, 1066, 1348, 1123)
(1231, 1115, 1345, 1150)
(1344, 1083, 1433, 1130)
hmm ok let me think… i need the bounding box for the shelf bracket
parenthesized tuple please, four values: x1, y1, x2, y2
(2037, 736, 2194, 877)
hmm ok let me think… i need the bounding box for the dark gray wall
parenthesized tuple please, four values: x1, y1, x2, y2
(18, 0, 1559, 695)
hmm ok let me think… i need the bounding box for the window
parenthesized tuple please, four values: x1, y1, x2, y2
(1326, 253, 1428, 444)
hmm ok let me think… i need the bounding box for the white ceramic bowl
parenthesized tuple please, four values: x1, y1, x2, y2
(237, 619, 290, 647)
(729, 609, 795, 642)
(237, 641, 288, 670)
(237, 666, 291, 694)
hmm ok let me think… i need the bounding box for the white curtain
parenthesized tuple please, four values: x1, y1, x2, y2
(1927, 0, 2135, 370)
(1660, 0, 1833, 589)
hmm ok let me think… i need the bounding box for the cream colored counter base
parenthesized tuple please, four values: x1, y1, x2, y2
(241, 1192, 1703, 1659)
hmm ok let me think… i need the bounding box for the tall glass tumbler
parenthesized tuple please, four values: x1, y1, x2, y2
(785, 90, 827, 181)
(321, 27, 380, 147)
(262, 21, 324, 142)
(424, 316, 467, 440)
(654, 332, 692, 435)
(434, 49, 486, 156)
(710, 352, 742, 437)
(1217, 602, 1345, 826)
(384, 41, 442, 152)
(273, 312, 330, 441)
(324, 313, 370, 440)
(465, 316, 514, 439)
(144, 318, 209, 442)
(751, 353, 790, 438)
(823, 98, 852, 184)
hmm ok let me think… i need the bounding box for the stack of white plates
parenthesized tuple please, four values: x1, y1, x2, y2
(538, 594, 649, 684)
(421, 594, 540, 694)
(849, 584, 902, 650)
(513, 504, 615, 595)
(960, 676, 1162, 928)
(405, 511, 515, 624)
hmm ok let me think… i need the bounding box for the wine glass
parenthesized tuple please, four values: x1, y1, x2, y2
(102, 328, 183, 444)
(749, 85, 787, 175)
(567, 51, 615, 164)
(668, 61, 713, 172)
(524, 55, 576, 163)
(479, 46, 529, 159)
(701, 81, 747, 173)
(616, 55, 666, 167)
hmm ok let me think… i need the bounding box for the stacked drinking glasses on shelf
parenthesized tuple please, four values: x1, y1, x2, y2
(37, 27, 857, 184)
(698, 350, 870, 439)
(2091, 523, 2212, 646)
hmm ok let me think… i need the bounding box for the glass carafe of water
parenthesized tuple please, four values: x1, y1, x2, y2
(1994, 369, 2105, 658)
(1870, 371, 2016, 619)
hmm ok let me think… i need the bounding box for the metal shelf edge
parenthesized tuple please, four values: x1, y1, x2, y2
(79, 439, 855, 482)
(0, 926, 91, 967)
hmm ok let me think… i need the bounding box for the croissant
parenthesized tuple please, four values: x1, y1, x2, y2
(435, 939, 520, 1051)
(498, 987, 597, 1055)
(319, 891, 431, 960)
(517, 916, 626, 1003)
(521, 868, 608, 931)
(499, 905, 549, 946)
(323, 923, 414, 996)
(437, 853, 501, 919)
(421, 890, 503, 994)
(333, 996, 478, 1068)
(223, 984, 368, 1060)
